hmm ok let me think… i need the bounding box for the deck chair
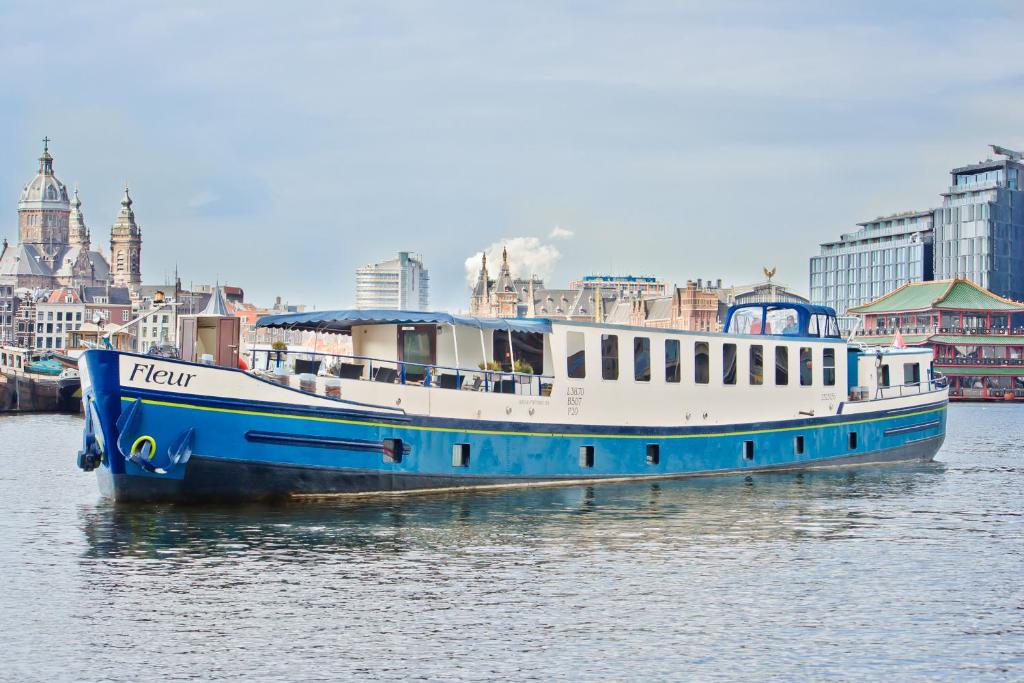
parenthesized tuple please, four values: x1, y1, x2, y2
(372, 367, 397, 383)
(294, 359, 321, 375)
(437, 373, 464, 390)
(462, 375, 483, 391)
(338, 362, 364, 379)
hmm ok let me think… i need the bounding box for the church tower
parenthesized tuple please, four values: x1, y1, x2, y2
(109, 185, 142, 291)
(470, 252, 491, 316)
(17, 138, 70, 269)
(68, 186, 90, 249)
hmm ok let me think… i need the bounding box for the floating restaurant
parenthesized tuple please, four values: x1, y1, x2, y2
(849, 278, 1024, 401)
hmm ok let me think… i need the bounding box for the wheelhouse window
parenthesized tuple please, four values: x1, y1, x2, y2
(566, 331, 586, 379)
(633, 337, 650, 382)
(722, 343, 737, 385)
(665, 339, 681, 383)
(695, 342, 709, 384)
(765, 307, 801, 336)
(601, 334, 619, 380)
(904, 362, 920, 385)
(800, 347, 813, 386)
(775, 346, 789, 385)
(879, 365, 891, 387)
(750, 345, 763, 385)
(823, 348, 836, 386)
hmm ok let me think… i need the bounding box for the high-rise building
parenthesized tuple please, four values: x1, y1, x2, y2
(355, 251, 429, 310)
(810, 210, 935, 322)
(810, 145, 1024, 323)
(933, 147, 1024, 300)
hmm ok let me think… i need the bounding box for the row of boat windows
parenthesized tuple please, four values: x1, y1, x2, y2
(565, 332, 837, 387)
(380, 435, 861, 468)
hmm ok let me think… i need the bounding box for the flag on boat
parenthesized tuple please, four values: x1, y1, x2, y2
(892, 331, 906, 348)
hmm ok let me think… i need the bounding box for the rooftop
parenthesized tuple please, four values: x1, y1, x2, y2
(848, 279, 1024, 314)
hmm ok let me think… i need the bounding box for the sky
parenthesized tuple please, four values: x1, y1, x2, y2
(2, 0, 1023, 311)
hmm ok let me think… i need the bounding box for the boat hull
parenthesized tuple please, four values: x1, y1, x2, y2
(79, 349, 948, 503)
(96, 434, 944, 502)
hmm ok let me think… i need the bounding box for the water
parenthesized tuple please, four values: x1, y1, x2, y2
(0, 406, 1021, 682)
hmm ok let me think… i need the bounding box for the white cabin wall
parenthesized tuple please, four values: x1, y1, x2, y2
(352, 324, 397, 361)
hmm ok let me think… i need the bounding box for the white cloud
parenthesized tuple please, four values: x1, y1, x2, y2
(187, 191, 219, 209)
(464, 236, 562, 288)
(549, 226, 574, 240)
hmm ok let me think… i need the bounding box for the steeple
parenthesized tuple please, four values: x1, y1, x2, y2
(39, 137, 54, 175)
(68, 184, 90, 248)
(110, 183, 143, 291)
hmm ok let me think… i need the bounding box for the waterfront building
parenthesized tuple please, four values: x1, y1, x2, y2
(810, 210, 935, 323)
(33, 287, 86, 351)
(0, 140, 112, 290)
(627, 281, 720, 331)
(356, 251, 429, 310)
(0, 282, 15, 345)
(933, 147, 1024, 300)
(849, 278, 1024, 401)
(569, 274, 667, 298)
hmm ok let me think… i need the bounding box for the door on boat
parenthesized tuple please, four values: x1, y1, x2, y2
(398, 325, 436, 382)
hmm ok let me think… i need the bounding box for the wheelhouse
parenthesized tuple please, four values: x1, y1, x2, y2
(724, 303, 842, 339)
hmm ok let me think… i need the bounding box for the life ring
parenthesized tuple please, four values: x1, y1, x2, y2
(130, 435, 158, 461)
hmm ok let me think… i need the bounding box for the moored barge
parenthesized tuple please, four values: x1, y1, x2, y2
(76, 302, 947, 502)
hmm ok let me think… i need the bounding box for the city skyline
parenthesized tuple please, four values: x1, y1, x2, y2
(2, 1, 1023, 311)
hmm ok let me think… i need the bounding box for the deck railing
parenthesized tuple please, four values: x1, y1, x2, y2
(250, 349, 555, 397)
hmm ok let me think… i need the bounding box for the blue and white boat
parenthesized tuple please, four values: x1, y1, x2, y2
(76, 302, 947, 502)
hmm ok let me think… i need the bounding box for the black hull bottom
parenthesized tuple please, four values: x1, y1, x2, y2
(98, 435, 945, 503)
(0, 375, 80, 413)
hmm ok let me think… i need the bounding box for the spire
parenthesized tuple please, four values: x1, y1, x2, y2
(121, 183, 133, 210)
(502, 245, 508, 265)
(68, 184, 90, 248)
(201, 285, 230, 316)
(38, 137, 53, 174)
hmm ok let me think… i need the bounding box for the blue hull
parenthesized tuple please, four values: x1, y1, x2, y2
(80, 350, 948, 503)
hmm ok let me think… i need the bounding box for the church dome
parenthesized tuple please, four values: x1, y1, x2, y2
(18, 140, 69, 211)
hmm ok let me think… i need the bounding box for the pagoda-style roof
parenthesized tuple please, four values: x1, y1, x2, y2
(848, 279, 1024, 314)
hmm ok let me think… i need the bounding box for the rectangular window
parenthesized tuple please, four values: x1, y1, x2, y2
(633, 337, 650, 382)
(848, 432, 858, 450)
(601, 334, 619, 380)
(823, 348, 836, 386)
(742, 440, 754, 460)
(794, 435, 805, 455)
(695, 342, 709, 384)
(566, 331, 586, 379)
(452, 443, 470, 467)
(775, 347, 789, 385)
(722, 343, 737, 385)
(880, 365, 890, 387)
(904, 362, 920, 385)
(749, 345, 763, 385)
(56, 311, 63, 321)
(579, 445, 594, 468)
(646, 443, 660, 465)
(665, 339, 681, 383)
(800, 347, 813, 386)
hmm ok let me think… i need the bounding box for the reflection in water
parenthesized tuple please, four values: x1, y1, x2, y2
(80, 464, 945, 561)
(4, 410, 1022, 682)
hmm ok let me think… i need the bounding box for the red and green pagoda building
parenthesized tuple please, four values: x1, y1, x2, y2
(849, 278, 1024, 401)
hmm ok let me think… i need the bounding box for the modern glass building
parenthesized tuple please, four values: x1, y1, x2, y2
(809, 210, 934, 324)
(933, 151, 1024, 301)
(355, 251, 429, 311)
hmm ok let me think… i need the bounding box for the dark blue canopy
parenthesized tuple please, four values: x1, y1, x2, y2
(255, 309, 552, 335)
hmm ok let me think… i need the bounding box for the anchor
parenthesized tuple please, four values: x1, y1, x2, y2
(116, 398, 195, 475)
(76, 398, 103, 472)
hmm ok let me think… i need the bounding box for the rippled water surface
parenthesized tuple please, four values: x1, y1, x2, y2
(0, 405, 1021, 681)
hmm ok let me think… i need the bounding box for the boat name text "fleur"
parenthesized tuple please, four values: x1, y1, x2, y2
(129, 362, 197, 388)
